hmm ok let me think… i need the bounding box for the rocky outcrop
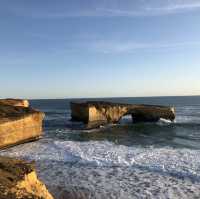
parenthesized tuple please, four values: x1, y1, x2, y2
(71, 101, 175, 128)
(0, 102, 44, 149)
(130, 105, 175, 123)
(0, 99, 29, 107)
(0, 156, 54, 199)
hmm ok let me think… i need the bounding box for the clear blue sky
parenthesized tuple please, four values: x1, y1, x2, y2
(0, 0, 200, 99)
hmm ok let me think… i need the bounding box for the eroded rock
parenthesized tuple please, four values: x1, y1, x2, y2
(0, 156, 54, 199)
(0, 103, 44, 149)
(0, 99, 29, 107)
(71, 101, 175, 128)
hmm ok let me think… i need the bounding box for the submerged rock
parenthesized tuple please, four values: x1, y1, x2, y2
(0, 101, 44, 149)
(0, 99, 29, 107)
(71, 101, 175, 128)
(0, 156, 54, 199)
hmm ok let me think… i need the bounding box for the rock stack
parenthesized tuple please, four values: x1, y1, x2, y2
(71, 101, 176, 128)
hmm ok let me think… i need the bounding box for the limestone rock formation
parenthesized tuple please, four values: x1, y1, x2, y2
(0, 99, 29, 107)
(0, 156, 54, 199)
(0, 102, 44, 149)
(71, 101, 175, 128)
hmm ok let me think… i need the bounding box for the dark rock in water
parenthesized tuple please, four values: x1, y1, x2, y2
(0, 100, 45, 149)
(0, 156, 54, 199)
(130, 105, 175, 123)
(70, 101, 175, 129)
(0, 99, 29, 107)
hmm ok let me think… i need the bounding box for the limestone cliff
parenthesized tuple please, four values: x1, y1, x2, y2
(71, 101, 176, 128)
(0, 156, 54, 199)
(0, 99, 29, 107)
(0, 103, 45, 149)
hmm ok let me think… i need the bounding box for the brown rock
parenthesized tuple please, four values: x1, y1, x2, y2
(0, 99, 29, 108)
(0, 156, 54, 199)
(71, 101, 175, 128)
(0, 103, 44, 149)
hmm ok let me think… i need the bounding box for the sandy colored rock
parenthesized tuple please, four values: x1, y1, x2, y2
(0, 156, 54, 199)
(71, 101, 175, 128)
(0, 103, 44, 149)
(0, 99, 29, 107)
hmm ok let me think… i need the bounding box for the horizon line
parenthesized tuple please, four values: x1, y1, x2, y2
(18, 94, 200, 100)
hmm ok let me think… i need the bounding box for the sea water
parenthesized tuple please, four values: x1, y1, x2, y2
(1, 96, 200, 199)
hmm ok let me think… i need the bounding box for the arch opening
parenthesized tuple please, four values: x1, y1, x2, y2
(119, 113, 133, 125)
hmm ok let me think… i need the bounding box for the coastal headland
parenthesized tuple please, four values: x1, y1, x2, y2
(0, 99, 44, 150)
(0, 156, 54, 199)
(0, 99, 54, 198)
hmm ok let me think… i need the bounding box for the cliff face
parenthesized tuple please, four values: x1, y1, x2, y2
(71, 101, 176, 128)
(0, 99, 29, 107)
(71, 101, 129, 124)
(0, 101, 45, 149)
(88, 104, 129, 123)
(0, 156, 54, 199)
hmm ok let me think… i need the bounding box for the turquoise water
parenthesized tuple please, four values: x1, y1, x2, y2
(1, 96, 200, 199)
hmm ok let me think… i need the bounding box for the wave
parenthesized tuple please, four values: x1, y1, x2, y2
(23, 99, 200, 198)
(1, 139, 200, 198)
(1, 139, 200, 180)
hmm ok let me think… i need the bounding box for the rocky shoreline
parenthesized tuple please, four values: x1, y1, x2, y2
(0, 156, 54, 199)
(0, 99, 53, 198)
(0, 99, 44, 150)
(0, 98, 177, 199)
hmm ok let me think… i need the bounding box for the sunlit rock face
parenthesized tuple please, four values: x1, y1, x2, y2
(0, 102, 45, 149)
(0, 99, 29, 107)
(71, 101, 175, 128)
(0, 156, 54, 199)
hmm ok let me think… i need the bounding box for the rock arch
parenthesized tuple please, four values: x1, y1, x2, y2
(70, 101, 175, 129)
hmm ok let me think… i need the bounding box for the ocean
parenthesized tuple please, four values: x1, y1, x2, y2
(1, 96, 200, 199)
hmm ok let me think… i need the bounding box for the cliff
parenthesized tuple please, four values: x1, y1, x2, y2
(0, 156, 54, 199)
(0, 99, 29, 107)
(0, 101, 44, 149)
(71, 101, 175, 128)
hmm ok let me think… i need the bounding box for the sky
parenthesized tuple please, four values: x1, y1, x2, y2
(0, 0, 200, 99)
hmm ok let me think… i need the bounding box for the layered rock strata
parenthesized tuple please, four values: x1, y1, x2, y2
(0, 156, 54, 199)
(0, 99, 29, 107)
(71, 101, 175, 128)
(0, 101, 44, 149)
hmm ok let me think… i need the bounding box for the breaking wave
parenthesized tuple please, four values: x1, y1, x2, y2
(1, 139, 200, 179)
(1, 98, 200, 198)
(1, 139, 200, 198)
(1, 137, 200, 199)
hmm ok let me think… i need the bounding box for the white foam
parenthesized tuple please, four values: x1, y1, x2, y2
(157, 118, 173, 126)
(1, 139, 200, 198)
(1, 139, 200, 179)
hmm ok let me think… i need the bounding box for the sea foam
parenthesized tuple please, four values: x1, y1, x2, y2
(1, 139, 200, 198)
(1, 139, 200, 179)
